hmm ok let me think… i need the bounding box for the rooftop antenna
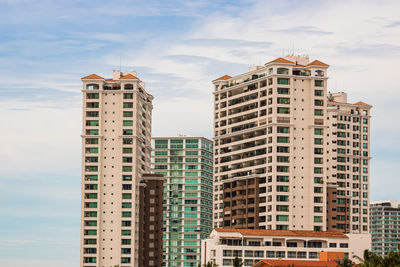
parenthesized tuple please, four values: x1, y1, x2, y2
(292, 40, 295, 55)
(119, 54, 122, 72)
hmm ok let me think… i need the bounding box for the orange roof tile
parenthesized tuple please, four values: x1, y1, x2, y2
(213, 75, 232, 82)
(266, 57, 295, 64)
(307, 60, 329, 67)
(120, 74, 139, 80)
(354, 101, 372, 107)
(214, 228, 348, 238)
(82, 74, 104, 80)
(256, 259, 337, 267)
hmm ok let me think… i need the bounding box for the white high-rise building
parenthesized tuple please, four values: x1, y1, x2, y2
(212, 56, 371, 234)
(80, 71, 153, 267)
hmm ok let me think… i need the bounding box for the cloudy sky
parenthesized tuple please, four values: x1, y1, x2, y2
(0, 0, 399, 266)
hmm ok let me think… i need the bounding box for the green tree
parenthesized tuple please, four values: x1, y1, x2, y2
(200, 261, 218, 267)
(232, 257, 243, 267)
(353, 245, 400, 267)
(336, 257, 354, 267)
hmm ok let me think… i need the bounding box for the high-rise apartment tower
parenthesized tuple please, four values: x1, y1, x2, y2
(81, 71, 154, 267)
(212, 55, 371, 234)
(370, 200, 400, 256)
(152, 136, 213, 267)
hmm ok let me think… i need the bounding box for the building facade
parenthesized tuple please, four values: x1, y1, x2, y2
(212, 55, 371, 234)
(326, 92, 371, 234)
(138, 174, 164, 267)
(201, 229, 371, 267)
(80, 71, 154, 267)
(370, 200, 400, 256)
(152, 136, 213, 267)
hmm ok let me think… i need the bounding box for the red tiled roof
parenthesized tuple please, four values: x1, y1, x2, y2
(120, 74, 139, 80)
(213, 75, 232, 82)
(214, 228, 348, 238)
(307, 60, 329, 67)
(82, 74, 104, 80)
(354, 101, 372, 107)
(266, 57, 295, 64)
(256, 259, 337, 267)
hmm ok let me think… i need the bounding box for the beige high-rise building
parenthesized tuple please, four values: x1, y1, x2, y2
(326, 92, 371, 234)
(80, 71, 154, 267)
(212, 55, 371, 234)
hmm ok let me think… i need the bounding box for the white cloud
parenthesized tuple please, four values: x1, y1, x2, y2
(0, 101, 81, 177)
(0, 259, 77, 267)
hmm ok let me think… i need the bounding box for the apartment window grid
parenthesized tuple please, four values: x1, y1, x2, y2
(153, 137, 213, 267)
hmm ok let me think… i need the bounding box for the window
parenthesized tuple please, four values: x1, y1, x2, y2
(123, 102, 133, 108)
(314, 216, 323, 222)
(155, 140, 168, 149)
(314, 177, 323, 184)
(277, 68, 289, 74)
(314, 148, 323, 154)
(277, 176, 289, 182)
(314, 90, 323, 96)
(86, 84, 99, 90)
(277, 195, 289, 202)
(121, 230, 131, 236)
(123, 93, 133, 99)
(277, 97, 290, 104)
(277, 78, 290, 85)
(122, 202, 132, 208)
(277, 137, 289, 143)
(314, 197, 323, 203)
(277, 88, 289, 94)
(122, 193, 132, 199)
(277, 107, 290, 114)
(86, 93, 99, 99)
(314, 109, 323, 116)
(123, 129, 133, 135)
(122, 212, 131, 217)
(277, 205, 289, 211)
(123, 111, 133, 117)
(123, 120, 133, 126)
(124, 84, 133, 90)
(277, 166, 289, 172)
(314, 80, 324, 87)
(314, 138, 323, 145)
(314, 99, 324, 106)
(314, 128, 323, 135)
(186, 139, 199, 149)
(277, 127, 289, 133)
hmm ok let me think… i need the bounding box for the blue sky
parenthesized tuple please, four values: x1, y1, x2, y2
(0, 0, 399, 266)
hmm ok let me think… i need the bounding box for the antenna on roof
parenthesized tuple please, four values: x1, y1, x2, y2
(292, 40, 295, 55)
(119, 54, 122, 72)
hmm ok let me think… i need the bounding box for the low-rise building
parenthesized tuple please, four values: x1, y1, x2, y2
(254, 259, 337, 267)
(201, 229, 370, 266)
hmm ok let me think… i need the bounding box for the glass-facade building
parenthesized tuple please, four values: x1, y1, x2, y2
(370, 200, 400, 256)
(152, 136, 213, 267)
